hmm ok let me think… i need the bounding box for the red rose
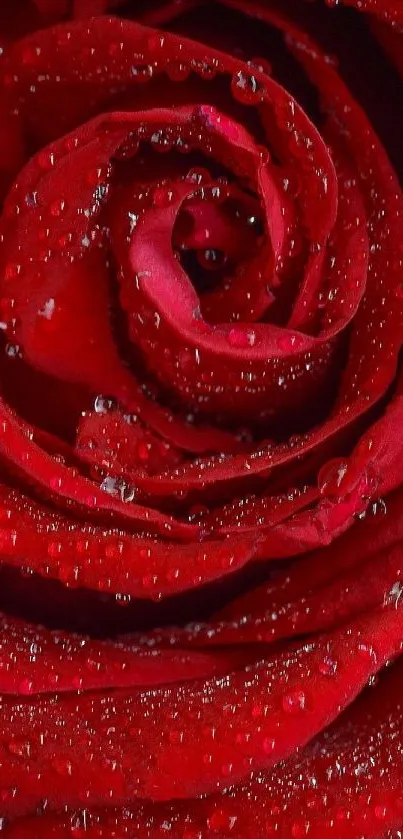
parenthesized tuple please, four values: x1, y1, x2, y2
(0, 0, 402, 836)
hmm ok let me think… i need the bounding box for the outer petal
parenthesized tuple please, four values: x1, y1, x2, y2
(4, 657, 403, 837)
(0, 599, 403, 817)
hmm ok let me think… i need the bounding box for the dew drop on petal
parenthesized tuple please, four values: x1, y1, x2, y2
(50, 198, 66, 217)
(153, 184, 176, 207)
(227, 328, 256, 348)
(248, 56, 273, 75)
(318, 459, 349, 497)
(318, 655, 338, 677)
(131, 63, 154, 82)
(207, 808, 238, 833)
(94, 395, 117, 414)
(291, 822, 310, 838)
(282, 690, 306, 714)
(37, 149, 55, 169)
(231, 69, 265, 105)
(167, 61, 190, 82)
(263, 737, 276, 754)
(7, 739, 32, 758)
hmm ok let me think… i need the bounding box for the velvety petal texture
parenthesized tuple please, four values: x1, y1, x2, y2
(0, 0, 402, 836)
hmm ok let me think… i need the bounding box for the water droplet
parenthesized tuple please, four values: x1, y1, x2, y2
(357, 642, 377, 664)
(282, 689, 306, 714)
(50, 198, 66, 217)
(197, 248, 226, 271)
(231, 69, 265, 105)
(22, 45, 41, 65)
(4, 263, 21, 280)
(227, 328, 256, 348)
(8, 739, 32, 758)
(53, 757, 73, 776)
(47, 541, 62, 557)
(186, 167, 210, 185)
(319, 655, 338, 677)
(374, 804, 387, 820)
(153, 184, 176, 207)
(263, 737, 276, 754)
(207, 808, 237, 833)
(277, 333, 302, 352)
(167, 61, 190, 82)
(25, 190, 39, 208)
(19, 678, 33, 694)
(150, 130, 173, 153)
(100, 475, 117, 497)
(5, 343, 21, 359)
(169, 728, 184, 745)
(248, 56, 272, 75)
(70, 810, 90, 834)
(37, 149, 55, 169)
(386, 580, 403, 608)
(38, 297, 55, 321)
(120, 483, 136, 503)
(291, 822, 309, 838)
(318, 459, 349, 498)
(94, 395, 117, 414)
(191, 58, 218, 80)
(115, 592, 131, 607)
(137, 441, 150, 462)
(370, 498, 387, 516)
(131, 63, 154, 82)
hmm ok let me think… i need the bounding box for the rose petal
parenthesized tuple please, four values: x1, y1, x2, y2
(0, 600, 402, 817)
(6, 655, 403, 837)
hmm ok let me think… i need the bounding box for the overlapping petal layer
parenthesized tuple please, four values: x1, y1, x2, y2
(0, 0, 402, 835)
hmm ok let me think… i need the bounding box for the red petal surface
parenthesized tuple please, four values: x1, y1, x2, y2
(4, 657, 403, 837)
(0, 0, 402, 835)
(0, 612, 248, 694)
(0, 600, 402, 818)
